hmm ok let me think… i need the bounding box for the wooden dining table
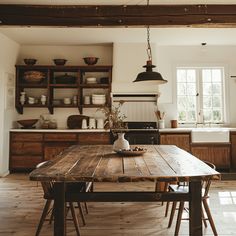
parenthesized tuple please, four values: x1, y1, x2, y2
(29, 144, 220, 236)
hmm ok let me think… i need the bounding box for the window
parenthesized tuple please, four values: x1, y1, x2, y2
(177, 67, 225, 124)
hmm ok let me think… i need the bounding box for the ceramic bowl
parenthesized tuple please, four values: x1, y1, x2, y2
(23, 58, 37, 66)
(53, 59, 67, 66)
(83, 57, 99, 65)
(17, 119, 39, 129)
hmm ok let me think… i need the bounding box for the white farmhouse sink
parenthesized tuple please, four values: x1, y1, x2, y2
(191, 128, 230, 143)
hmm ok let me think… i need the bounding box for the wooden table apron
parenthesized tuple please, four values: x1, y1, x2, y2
(29, 145, 220, 236)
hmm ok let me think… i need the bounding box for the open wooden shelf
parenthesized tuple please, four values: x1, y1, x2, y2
(15, 65, 112, 114)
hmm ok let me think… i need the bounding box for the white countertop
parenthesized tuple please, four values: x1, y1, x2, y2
(10, 129, 110, 132)
(10, 127, 236, 133)
(159, 127, 236, 132)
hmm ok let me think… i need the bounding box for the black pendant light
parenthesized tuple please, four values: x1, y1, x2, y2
(133, 0, 167, 84)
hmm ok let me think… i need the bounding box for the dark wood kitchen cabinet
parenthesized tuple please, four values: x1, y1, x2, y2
(159, 132, 191, 152)
(78, 132, 110, 145)
(10, 131, 111, 171)
(10, 133, 43, 171)
(191, 143, 230, 170)
(230, 131, 236, 170)
(43, 133, 78, 161)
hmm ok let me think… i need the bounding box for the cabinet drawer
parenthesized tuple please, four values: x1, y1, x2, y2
(10, 155, 42, 169)
(11, 142, 43, 155)
(44, 133, 77, 141)
(11, 133, 43, 142)
(44, 142, 73, 160)
(78, 133, 111, 145)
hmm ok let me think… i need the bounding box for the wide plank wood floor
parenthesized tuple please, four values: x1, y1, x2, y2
(0, 174, 236, 236)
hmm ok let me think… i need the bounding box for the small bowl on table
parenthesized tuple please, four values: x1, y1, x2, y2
(53, 59, 67, 66)
(23, 58, 37, 66)
(17, 119, 39, 129)
(83, 57, 99, 65)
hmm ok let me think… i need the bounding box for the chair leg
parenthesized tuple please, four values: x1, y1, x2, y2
(69, 202, 80, 236)
(202, 199, 218, 236)
(168, 201, 177, 228)
(174, 201, 184, 236)
(35, 200, 52, 236)
(165, 202, 170, 217)
(78, 202, 86, 226)
(201, 204, 207, 228)
(84, 202, 89, 214)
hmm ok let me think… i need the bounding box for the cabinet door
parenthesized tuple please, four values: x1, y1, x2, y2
(160, 133, 190, 152)
(44, 142, 74, 160)
(191, 145, 230, 169)
(231, 133, 236, 170)
(10, 155, 42, 169)
(78, 132, 111, 145)
(44, 133, 77, 142)
(11, 142, 43, 155)
(210, 146, 230, 169)
(11, 133, 43, 142)
(191, 146, 211, 162)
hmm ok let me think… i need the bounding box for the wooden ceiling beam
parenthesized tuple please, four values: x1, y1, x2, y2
(1, 4, 236, 27)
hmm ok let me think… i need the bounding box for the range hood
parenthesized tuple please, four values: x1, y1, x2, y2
(111, 93, 159, 121)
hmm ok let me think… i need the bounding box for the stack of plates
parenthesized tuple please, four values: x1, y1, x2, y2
(92, 94, 106, 105)
(86, 77, 97, 84)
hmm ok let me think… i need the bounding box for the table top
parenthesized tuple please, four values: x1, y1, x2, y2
(29, 145, 220, 182)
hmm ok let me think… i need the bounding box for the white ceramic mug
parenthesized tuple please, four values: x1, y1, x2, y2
(89, 118, 96, 129)
(81, 119, 87, 129)
(96, 118, 104, 129)
(63, 97, 71, 105)
(84, 95, 90, 104)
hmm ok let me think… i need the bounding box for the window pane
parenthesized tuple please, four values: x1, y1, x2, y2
(203, 96, 212, 108)
(177, 83, 186, 95)
(213, 110, 222, 121)
(187, 110, 196, 122)
(212, 83, 221, 95)
(202, 69, 211, 82)
(187, 96, 196, 109)
(203, 109, 212, 122)
(203, 83, 212, 95)
(178, 96, 187, 109)
(212, 69, 221, 82)
(212, 96, 221, 108)
(186, 83, 196, 95)
(187, 70, 196, 82)
(178, 111, 186, 121)
(177, 70, 186, 82)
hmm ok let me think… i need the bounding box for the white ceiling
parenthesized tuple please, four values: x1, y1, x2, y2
(1, 0, 236, 46)
(1, 27, 236, 46)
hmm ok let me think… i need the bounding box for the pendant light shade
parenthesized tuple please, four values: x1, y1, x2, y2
(133, 1, 167, 84)
(134, 60, 167, 84)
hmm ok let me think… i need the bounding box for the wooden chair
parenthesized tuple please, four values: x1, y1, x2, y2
(35, 161, 92, 236)
(166, 161, 218, 236)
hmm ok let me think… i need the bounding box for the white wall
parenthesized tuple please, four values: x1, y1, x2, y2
(16, 45, 113, 128)
(0, 33, 19, 176)
(17, 43, 236, 128)
(155, 45, 236, 127)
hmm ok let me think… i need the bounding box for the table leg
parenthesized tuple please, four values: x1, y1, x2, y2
(189, 180, 202, 236)
(54, 182, 66, 236)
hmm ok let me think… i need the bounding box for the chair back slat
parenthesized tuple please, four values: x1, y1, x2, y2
(202, 161, 216, 198)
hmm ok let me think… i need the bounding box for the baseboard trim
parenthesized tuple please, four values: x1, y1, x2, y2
(0, 170, 10, 177)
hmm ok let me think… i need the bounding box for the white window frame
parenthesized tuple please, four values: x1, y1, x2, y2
(176, 66, 227, 125)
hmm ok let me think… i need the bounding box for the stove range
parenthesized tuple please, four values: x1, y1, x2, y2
(112, 121, 159, 145)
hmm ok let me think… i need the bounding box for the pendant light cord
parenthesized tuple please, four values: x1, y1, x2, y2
(146, 0, 152, 61)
